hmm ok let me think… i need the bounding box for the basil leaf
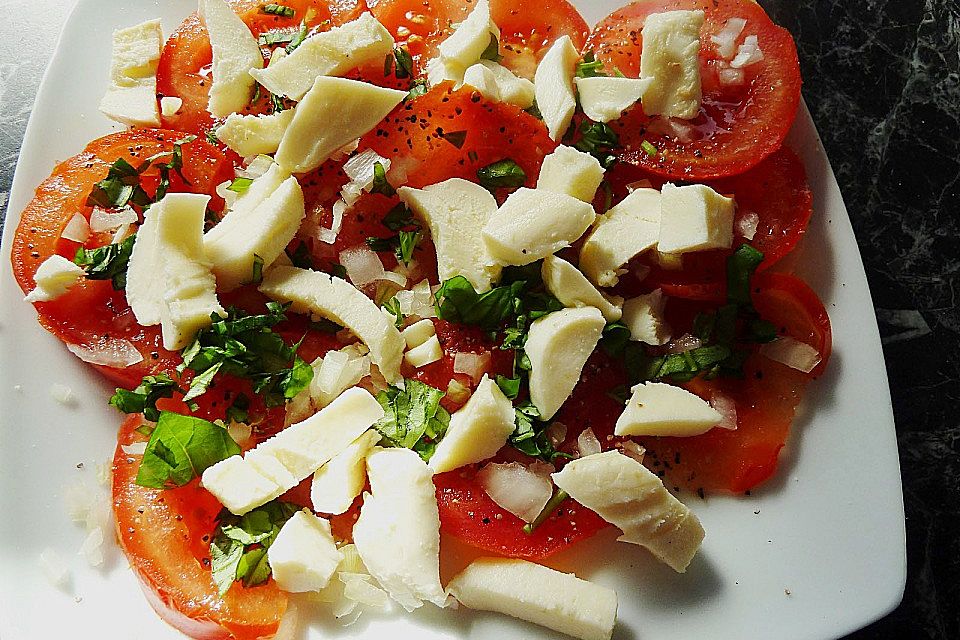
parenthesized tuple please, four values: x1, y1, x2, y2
(393, 46, 414, 79)
(86, 158, 148, 209)
(73, 234, 137, 290)
(285, 241, 314, 269)
(374, 380, 450, 461)
(479, 34, 502, 62)
(382, 297, 404, 329)
(284, 20, 309, 53)
(135, 412, 241, 489)
(477, 158, 526, 189)
(508, 401, 571, 463)
(210, 535, 245, 597)
(576, 51, 606, 78)
(370, 161, 396, 196)
(209, 501, 298, 595)
(573, 120, 620, 169)
(600, 321, 631, 357)
(726, 244, 765, 306)
(109, 373, 180, 422)
(261, 3, 295, 16)
(382, 203, 416, 231)
(228, 177, 253, 194)
(396, 230, 421, 266)
(495, 375, 521, 400)
(434, 276, 525, 330)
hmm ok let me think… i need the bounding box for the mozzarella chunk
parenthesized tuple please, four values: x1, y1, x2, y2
(615, 381, 722, 437)
(400, 319, 436, 349)
(268, 510, 342, 592)
(214, 109, 295, 157)
(204, 162, 306, 291)
(658, 182, 735, 254)
(199, 0, 263, 117)
(542, 255, 622, 322)
(462, 62, 500, 102)
(125, 193, 224, 350)
(24, 255, 84, 303)
(311, 430, 381, 515)
(574, 76, 652, 123)
(439, 0, 499, 67)
(259, 266, 405, 383)
(526, 307, 605, 420)
(159, 96, 183, 118)
(275, 77, 406, 174)
(534, 36, 579, 140)
(404, 334, 443, 368)
(202, 388, 384, 514)
(462, 61, 536, 109)
(250, 13, 395, 101)
(353, 448, 446, 610)
(429, 375, 515, 473)
(426, 56, 467, 87)
(477, 461, 553, 522)
(447, 558, 618, 640)
(482, 188, 596, 266)
(98, 19, 162, 127)
(399, 179, 501, 291)
(621, 289, 671, 345)
(579, 188, 661, 287)
(536, 145, 605, 203)
(552, 450, 705, 572)
(639, 10, 705, 120)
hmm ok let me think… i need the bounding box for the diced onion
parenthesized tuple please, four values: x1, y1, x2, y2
(620, 441, 646, 464)
(710, 17, 747, 60)
(760, 337, 822, 373)
(719, 67, 745, 86)
(341, 573, 391, 609)
(453, 352, 491, 383)
(446, 378, 472, 404)
(89, 206, 138, 233)
(737, 211, 760, 240)
(319, 199, 348, 245)
(120, 442, 147, 455)
(67, 340, 143, 367)
(477, 462, 553, 523)
(577, 427, 602, 457)
(227, 421, 254, 446)
(395, 279, 436, 319)
(112, 223, 134, 243)
(340, 245, 387, 287)
(664, 333, 702, 355)
(216, 180, 239, 208)
(61, 213, 90, 243)
(79, 526, 105, 567)
(38, 549, 71, 588)
(710, 392, 738, 430)
(343, 149, 391, 186)
(49, 383, 74, 405)
(731, 35, 764, 68)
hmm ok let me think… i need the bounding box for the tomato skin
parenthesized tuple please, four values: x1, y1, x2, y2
(10, 129, 234, 387)
(113, 414, 288, 640)
(585, 0, 802, 180)
(752, 272, 832, 378)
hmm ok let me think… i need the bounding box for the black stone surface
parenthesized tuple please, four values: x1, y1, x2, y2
(0, 1, 956, 638)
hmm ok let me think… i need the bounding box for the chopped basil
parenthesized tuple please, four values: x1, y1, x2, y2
(86, 158, 150, 210)
(573, 120, 620, 169)
(599, 321, 631, 357)
(495, 375, 521, 400)
(370, 161, 396, 196)
(599, 180, 613, 214)
(726, 243, 765, 306)
(109, 373, 180, 422)
(523, 489, 569, 534)
(366, 236, 395, 253)
(285, 241, 314, 269)
(576, 51, 606, 78)
(374, 380, 450, 461)
(524, 100, 543, 120)
(228, 177, 254, 194)
(640, 139, 659, 158)
(381, 203, 416, 231)
(396, 229, 421, 266)
(250, 254, 265, 285)
(509, 401, 571, 463)
(73, 233, 136, 290)
(259, 27, 299, 46)
(261, 3, 295, 16)
(205, 129, 220, 145)
(330, 263, 348, 279)
(284, 20, 309, 53)
(406, 80, 429, 101)
(225, 392, 251, 423)
(393, 46, 414, 79)
(210, 501, 299, 596)
(382, 296, 404, 329)
(434, 276, 525, 330)
(440, 129, 468, 149)
(479, 34, 502, 62)
(477, 159, 526, 190)
(135, 411, 241, 489)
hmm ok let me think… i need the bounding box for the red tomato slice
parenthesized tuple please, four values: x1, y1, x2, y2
(752, 272, 832, 378)
(10, 130, 234, 388)
(113, 414, 288, 640)
(369, 0, 589, 77)
(585, 0, 802, 180)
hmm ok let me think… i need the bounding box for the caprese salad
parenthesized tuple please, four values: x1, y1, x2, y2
(10, 0, 831, 638)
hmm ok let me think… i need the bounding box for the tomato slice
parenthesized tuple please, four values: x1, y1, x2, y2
(369, 0, 589, 78)
(113, 414, 288, 640)
(585, 0, 802, 180)
(10, 129, 234, 388)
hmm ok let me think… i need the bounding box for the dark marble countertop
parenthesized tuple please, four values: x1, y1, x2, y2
(0, 1, 956, 638)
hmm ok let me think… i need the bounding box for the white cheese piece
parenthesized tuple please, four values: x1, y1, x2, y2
(275, 77, 406, 174)
(400, 318, 436, 349)
(99, 19, 162, 127)
(542, 255, 622, 322)
(159, 96, 183, 118)
(534, 35, 579, 141)
(477, 461, 553, 522)
(24, 255, 84, 303)
(202, 387, 384, 514)
(251, 13, 395, 101)
(579, 187, 661, 287)
(574, 76, 652, 123)
(199, 0, 264, 117)
(398, 178, 501, 292)
(462, 62, 501, 102)
(269, 510, 343, 592)
(311, 430, 381, 515)
(621, 289, 671, 345)
(482, 188, 596, 266)
(404, 334, 443, 368)
(447, 557, 618, 640)
(259, 266, 405, 383)
(552, 450, 705, 572)
(462, 61, 536, 108)
(438, 0, 499, 67)
(353, 448, 446, 611)
(536, 145, 605, 203)
(615, 381, 722, 437)
(658, 182, 735, 254)
(526, 307, 605, 420)
(214, 109, 296, 157)
(204, 162, 305, 291)
(639, 10, 705, 120)
(429, 375, 515, 473)
(426, 56, 467, 87)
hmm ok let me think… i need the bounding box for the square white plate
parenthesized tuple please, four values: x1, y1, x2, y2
(0, 1, 906, 638)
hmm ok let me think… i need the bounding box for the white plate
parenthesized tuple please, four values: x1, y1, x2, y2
(0, 1, 906, 638)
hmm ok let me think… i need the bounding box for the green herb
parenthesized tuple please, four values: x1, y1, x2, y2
(599, 321, 631, 357)
(135, 411, 241, 489)
(477, 159, 526, 190)
(370, 161, 396, 196)
(261, 3, 295, 16)
(599, 180, 613, 214)
(574, 120, 620, 169)
(228, 177, 254, 194)
(258, 27, 299, 46)
(640, 139, 658, 158)
(225, 393, 251, 423)
(374, 380, 451, 461)
(397, 230, 421, 265)
(495, 375, 521, 400)
(434, 276, 525, 330)
(576, 51, 606, 78)
(366, 236, 395, 253)
(330, 263, 348, 279)
(441, 129, 468, 149)
(523, 489, 569, 534)
(209, 501, 299, 595)
(393, 46, 414, 79)
(285, 241, 314, 269)
(146, 136, 195, 202)
(509, 401, 571, 463)
(479, 34, 502, 62)
(205, 129, 220, 145)
(406, 80, 429, 101)
(73, 234, 137, 290)
(382, 297, 404, 329)
(86, 158, 150, 210)
(270, 92, 287, 113)
(109, 374, 180, 422)
(382, 203, 416, 231)
(726, 244, 764, 306)
(285, 20, 308, 53)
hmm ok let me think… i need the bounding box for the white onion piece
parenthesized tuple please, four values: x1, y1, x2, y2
(387, 154, 419, 186)
(319, 199, 348, 245)
(731, 35, 764, 68)
(395, 279, 437, 319)
(664, 333, 702, 355)
(89, 206, 138, 233)
(216, 180, 239, 208)
(620, 441, 646, 464)
(453, 352, 491, 383)
(647, 117, 694, 143)
(547, 422, 567, 448)
(38, 549, 71, 588)
(760, 337, 821, 373)
(379, 270, 407, 287)
(61, 213, 90, 243)
(343, 149, 391, 186)
(577, 427, 602, 457)
(710, 392, 738, 430)
(120, 442, 147, 456)
(79, 526, 105, 567)
(112, 223, 134, 243)
(237, 154, 275, 179)
(719, 67, 745, 86)
(342, 573, 391, 609)
(227, 421, 253, 446)
(710, 17, 747, 59)
(737, 211, 760, 240)
(340, 245, 387, 287)
(67, 340, 143, 367)
(477, 462, 553, 523)
(446, 377, 472, 404)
